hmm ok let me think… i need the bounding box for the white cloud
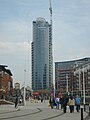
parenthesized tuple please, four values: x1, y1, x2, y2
(0, 40, 31, 86)
(16, 41, 30, 53)
(0, 0, 90, 86)
(0, 20, 31, 42)
(0, 41, 30, 56)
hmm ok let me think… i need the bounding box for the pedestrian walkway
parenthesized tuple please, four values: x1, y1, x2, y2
(0, 99, 14, 105)
(0, 104, 15, 110)
(0, 100, 89, 120)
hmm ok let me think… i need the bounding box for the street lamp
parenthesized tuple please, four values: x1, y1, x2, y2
(24, 69, 26, 106)
(66, 74, 69, 95)
(75, 67, 86, 105)
(82, 67, 85, 106)
(53, 80, 55, 97)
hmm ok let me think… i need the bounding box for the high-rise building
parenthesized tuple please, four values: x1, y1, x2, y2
(31, 17, 53, 91)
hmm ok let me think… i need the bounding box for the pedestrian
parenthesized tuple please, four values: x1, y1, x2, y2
(60, 96, 63, 110)
(15, 96, 18, 108)
(41, 97, 43, 103)
(68, 96, 75, 113)
(75, 95, 81, 112)
(49, 96, 55, 109)
(62, 94, 69, 113)
(55, 95, 60, 109)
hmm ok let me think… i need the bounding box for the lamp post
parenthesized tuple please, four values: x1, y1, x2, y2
(74, 63, 90, 110)
(82, 67, 85, 108)
(78, 68, 81, 91)
(53, 80, 55, 97)
(78, 68, 82, 98)
(78, 67, 85, 107)
(66, 74, 69, 95)
(24, 69, 26, 106)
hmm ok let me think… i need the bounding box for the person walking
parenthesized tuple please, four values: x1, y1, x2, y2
(75, 95, 81, 112)
(60, 96, 63, 110)
(62, 94, 69, 113)
(49, 96, 55, 109)
(15, 96, 18, 108)
(68, 96, 75, 113)
(55, 95, 60, 109)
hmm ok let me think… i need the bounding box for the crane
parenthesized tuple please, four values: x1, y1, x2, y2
(49, 0, 52, 25)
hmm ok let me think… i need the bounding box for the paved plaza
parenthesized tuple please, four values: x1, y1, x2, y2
(0, 100, 89, 120)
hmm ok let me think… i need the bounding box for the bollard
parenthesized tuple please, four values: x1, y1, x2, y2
(81, 106, 83, 120)
(89, 103, 90, 116)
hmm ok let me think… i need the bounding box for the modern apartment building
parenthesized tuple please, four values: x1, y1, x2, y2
(74, 62, 90, 97)
(31, 17, 53, 91)
(55, 57, 90, 96)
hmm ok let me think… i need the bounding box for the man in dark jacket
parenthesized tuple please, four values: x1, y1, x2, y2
(15, 96, 18, 108)
(49, 96, 55, 109)
(62, 95, 69, 113)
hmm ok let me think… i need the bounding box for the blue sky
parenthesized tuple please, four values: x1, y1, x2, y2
(0, 0, 90, 87)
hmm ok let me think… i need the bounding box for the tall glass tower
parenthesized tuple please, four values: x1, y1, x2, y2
(31, 17, 53, 91)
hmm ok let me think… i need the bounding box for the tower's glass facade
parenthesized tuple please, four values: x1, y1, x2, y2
(31, 17, 53, 91)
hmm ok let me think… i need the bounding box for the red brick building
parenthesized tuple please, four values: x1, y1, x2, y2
(0, 65, 13, 99)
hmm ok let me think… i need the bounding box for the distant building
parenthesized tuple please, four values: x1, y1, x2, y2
(31, 17, 53, 91)
(0, 65, 13, 98)
(55, 57, 90, 96)
(15, 82, 21, 97)
(15, 83, 20, 90)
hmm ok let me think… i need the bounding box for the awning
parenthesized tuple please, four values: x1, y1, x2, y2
(33, 92, 40, 95)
